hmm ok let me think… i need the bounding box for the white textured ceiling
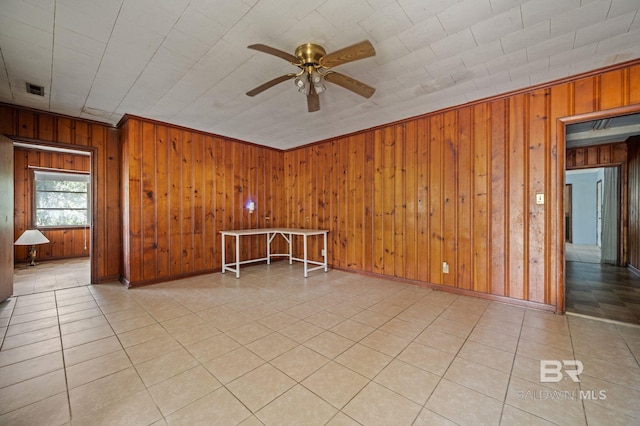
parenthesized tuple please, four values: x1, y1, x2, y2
(1, 0, 639, 150)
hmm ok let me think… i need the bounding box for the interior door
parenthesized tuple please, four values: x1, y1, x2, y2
(0, 135, 14, 301)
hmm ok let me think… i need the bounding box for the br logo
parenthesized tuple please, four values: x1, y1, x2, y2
(539, 360, 584, 383)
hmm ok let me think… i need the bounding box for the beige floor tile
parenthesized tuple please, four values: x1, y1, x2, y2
(246, 332, 297, 361)
(11, 300, 56, 316)
(0, 351, 63, 388)
(279, 320, 324, 343)
(63, 335, 123, 366)
(258, 312, 299, 331)
(59, 314, 109, 336)
(71, 389, 162, 426)
(226, 322, 274, 345)
(469, 325, 519, 353)
(58, 307, 103, 325)
(69, 367, 146, 419)
(335, 343, 392, 379)
(397, 342, 454, 376)
(148, 365, 221, 416)
(204, 347, 265, 384)
(302, 361, 369, 409)
(330, 318, 375, 341)
(0, 336, 61, 368)
(0, 392, 70, 426)
(414, 328, 465, 354)
(374, 359, 440, 405)
(4, 316, 57, 337)
(426, 379, 503, 425)
(61, 324, 114, 349)
(117, 324, 169, 348)
(359, 329, 410, 357)
(227, 363, 296, 412)
(135, 347, 199, 387)
(304, 331, 354, 359)
(104, 306, 148, 324)
(0, 325, 60, 350)
(257, 384, 337, 426)
(185, 332, 241, 363)
(443, 356, 510, 401)
(304, 310, 346, 329)
(166, 387, 251, 425)
(324, 412, 361, 425)
(343, 381, 422, 426)
(579, 354, 640, 391)
(458, 340, 514, 374)
(0, 369, 66, 415)
(579, 375, 640, 419)
(350, 309, 390, 328)
(412, 408, 458, 426)
(170, 321, 221, 346)
(66, 349, 132, 389)
(427, 317, 475, 338)
(500, 404, 557, 425)
(271, 345, 329, 381)
(8, 308, 58, 325)
(56, 300, 98, 316)
(160, 313, 206, 333)
(583, 400, 640, 426)
(109, 312, 157, 334)
(504, 376, 586, 425)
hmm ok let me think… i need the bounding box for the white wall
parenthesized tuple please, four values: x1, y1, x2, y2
(566, 169, 602, 245)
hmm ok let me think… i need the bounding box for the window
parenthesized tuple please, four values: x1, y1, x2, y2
(34, 171, 90, 227)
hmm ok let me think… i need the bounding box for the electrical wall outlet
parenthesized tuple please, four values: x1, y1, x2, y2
(442, 261, 449, 274)
(321, 249, 326, 257)
(536, 193, 544, 205)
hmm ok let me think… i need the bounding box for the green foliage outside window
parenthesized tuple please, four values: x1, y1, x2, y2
(34, 175, 89, 227)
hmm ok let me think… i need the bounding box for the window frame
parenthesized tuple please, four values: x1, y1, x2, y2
(31, 168, 91, 229)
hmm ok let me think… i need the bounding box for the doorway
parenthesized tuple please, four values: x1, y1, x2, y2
(11, 141, 94, 296)
(563, 111, 640, 324)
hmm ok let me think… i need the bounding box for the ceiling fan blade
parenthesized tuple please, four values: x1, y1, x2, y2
(324, 72, 375, 98)
(246, 74, 296, 97)
(307, 83, 320, 112)
(248, 44, 300, 64)
(319, 40, 375, 69)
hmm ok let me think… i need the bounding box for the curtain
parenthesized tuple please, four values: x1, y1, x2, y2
(601, 167, 618, 264)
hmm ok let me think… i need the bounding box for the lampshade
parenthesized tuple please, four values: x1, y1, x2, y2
(14, 229, 50, 246)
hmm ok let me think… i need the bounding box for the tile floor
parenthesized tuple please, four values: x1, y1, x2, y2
(1, 262, 639, 425)
(565, 243, 601, 264)
(13, 258, 90, 296)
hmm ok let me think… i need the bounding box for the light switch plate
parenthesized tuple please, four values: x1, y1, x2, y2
(536, 193, 544, 205)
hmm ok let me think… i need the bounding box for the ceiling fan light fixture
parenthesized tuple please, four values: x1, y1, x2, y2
(294, 75, 307, 94)
(311, 71, 325, 93)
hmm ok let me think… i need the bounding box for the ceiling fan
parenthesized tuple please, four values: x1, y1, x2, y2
(246, 40, 376, 112)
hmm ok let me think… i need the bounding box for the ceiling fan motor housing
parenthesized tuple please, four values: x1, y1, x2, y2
(295, 43, 326, 67)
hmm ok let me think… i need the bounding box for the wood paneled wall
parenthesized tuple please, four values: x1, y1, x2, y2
(0, 104, 121, 282)
(14, 147, 91, 262)
(629, 136, 640, 270)
(284, 63, 640, 310)
(120, 116, 285, 286)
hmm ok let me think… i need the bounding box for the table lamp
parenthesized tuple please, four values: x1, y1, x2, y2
(14, 229, 50, 266)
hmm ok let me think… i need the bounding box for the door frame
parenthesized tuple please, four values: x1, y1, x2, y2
(9, 137, 98, 284)
(0, 135, 14, 301)
(556, 104, 640, 313)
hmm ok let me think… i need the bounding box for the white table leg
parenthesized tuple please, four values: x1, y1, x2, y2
(323, 232, 328, 272)
(288, 233, 293, 265)
(303, 234, 308, 278)
(221, 233, 226, 274)
(235, 234, 240, 278)
(266, 232, 271, 265)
